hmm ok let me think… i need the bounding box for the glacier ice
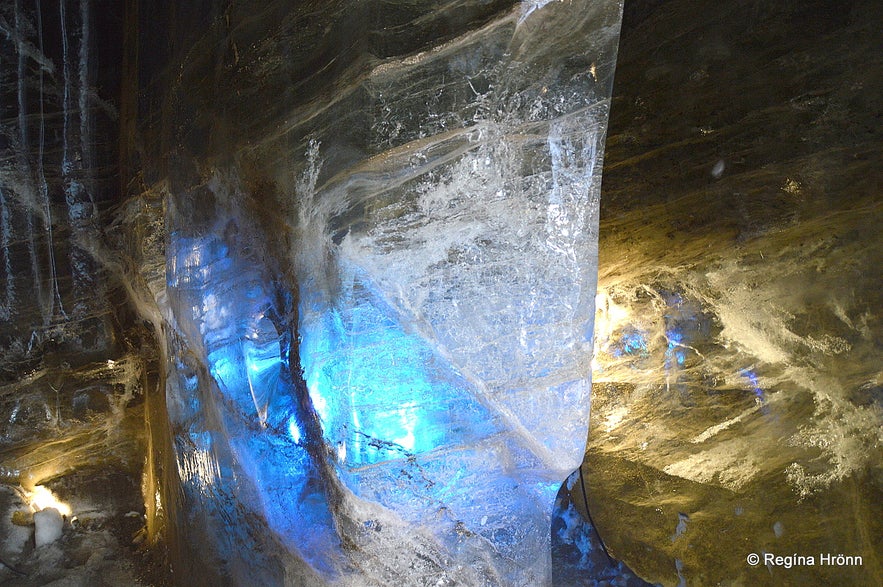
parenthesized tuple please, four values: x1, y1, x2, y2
(152, 0, 623, 585)
(157, 2, 621, 585)
(0, 0, 624, 582)
(2, 0, 880, 585)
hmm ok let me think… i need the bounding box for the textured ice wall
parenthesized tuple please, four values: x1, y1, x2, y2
(0, 0, 117, 371)
(154, 1, 623, 584)
(579, 1, 882, 585)
(0, 0, 144, 496)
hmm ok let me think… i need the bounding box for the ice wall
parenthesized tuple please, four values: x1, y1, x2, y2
(149, 0, 623, 584)
(579, 1, 882, 585)
(0, 0, 123, 373)
(0, 0, 140, 491)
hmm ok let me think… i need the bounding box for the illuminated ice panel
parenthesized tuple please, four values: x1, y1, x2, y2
(300, 265, 499, 469)
(329, 109, 604, 473)
(167, 233, 343, 574)
(293, 118, 603, 585)
(298, 262, 568, 580)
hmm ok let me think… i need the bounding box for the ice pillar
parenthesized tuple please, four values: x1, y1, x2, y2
(158, 0, 622, 584)
(293, 2, 621, 583)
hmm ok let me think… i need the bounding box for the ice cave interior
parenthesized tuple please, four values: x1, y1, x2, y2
(0, 0, 880, 586)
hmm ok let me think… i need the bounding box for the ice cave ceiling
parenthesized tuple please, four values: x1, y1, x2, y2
(0, 0, 880, 586)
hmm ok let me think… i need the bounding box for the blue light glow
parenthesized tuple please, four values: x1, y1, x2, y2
(168, 233, 341, 573)
(613, 327, 648, 357)
(168, 231, 554, 578)
(665, 328, 686, 366)
(740, 368, 765, 403)
(300, 268, 496, 467)
(666, 328, 682, 349)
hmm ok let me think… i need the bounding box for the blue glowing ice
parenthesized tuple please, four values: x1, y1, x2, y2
(613, 327, 648, 357)
(740, 369, 766, 403)
(159, 0, 623, 582)
(166, 234, 343, 576)
(300, 266, 497, 467)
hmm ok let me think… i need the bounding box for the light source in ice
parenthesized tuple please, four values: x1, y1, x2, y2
(287, 416, 302, 444)
(592, 289, 634, 371)
(300, 281, 492, 467)
(26, 485, 72, 517)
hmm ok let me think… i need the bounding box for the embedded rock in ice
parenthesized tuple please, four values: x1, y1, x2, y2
(155, 0, 624, 585)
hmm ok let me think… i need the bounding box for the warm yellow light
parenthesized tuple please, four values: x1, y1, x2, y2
(27, 485, 72, 517)
(594, 289, 632, 362)
(604, 406, 629, 432)
(595, 290, 630, 336)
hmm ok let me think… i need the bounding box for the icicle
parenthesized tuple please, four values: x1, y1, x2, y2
(14, 0, 30, 154)
(61, 0, 73, 179)
(15, 0, 46, 322)
(61, 0, 97, 318)
(78, 0, 94, 206)
(36, 0, 65, 322)
(0, 191, 15, 321)
(62, 0, 87, 318)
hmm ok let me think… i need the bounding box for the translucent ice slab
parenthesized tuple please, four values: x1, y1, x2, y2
(158, 0, 623, 584)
